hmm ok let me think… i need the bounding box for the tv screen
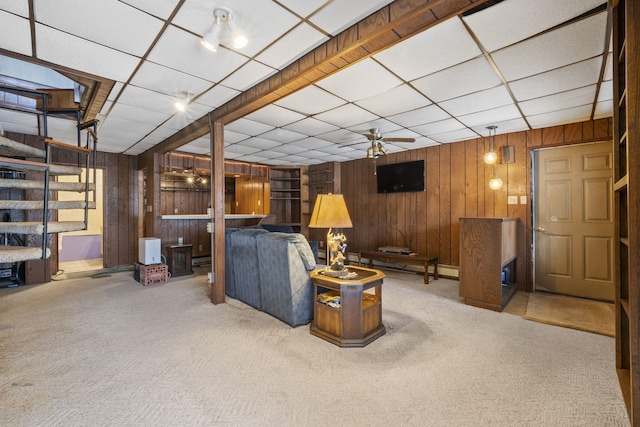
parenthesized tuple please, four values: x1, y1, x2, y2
(376, 160, 425, 193)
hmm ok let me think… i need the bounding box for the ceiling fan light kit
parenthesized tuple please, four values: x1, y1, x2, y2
(201, 7, 247, 52)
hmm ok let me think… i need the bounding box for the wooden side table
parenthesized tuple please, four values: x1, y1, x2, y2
(166, 244, 193, 277)
(310, 266, 386, 347)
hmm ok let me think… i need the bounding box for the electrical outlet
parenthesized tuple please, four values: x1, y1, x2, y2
(174, 208, 179, 214)
(207, 272, 214, 283)
(520, 195, 527, 204)
(178, 237, 183, 245)
(199, 244, 203, 251)
(507, 196, 518, 205)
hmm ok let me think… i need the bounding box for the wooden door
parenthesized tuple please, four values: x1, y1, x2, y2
(533, 141, 614, 301)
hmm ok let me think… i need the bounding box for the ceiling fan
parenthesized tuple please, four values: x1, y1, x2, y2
(346, 128, 415, 159)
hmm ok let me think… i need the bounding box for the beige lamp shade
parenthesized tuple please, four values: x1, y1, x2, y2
(309, 194, 352, 229)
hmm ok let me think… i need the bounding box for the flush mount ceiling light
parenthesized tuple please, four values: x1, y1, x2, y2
(174, 91, 193, 112)
(201, 6, 247, 52)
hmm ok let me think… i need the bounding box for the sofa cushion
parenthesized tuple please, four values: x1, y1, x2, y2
(227, 228, 269, 309)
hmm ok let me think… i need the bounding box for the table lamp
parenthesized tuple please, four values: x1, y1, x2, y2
(309, 193, 353, 277)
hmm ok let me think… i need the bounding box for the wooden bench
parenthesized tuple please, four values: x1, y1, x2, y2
(358, 251, 438, 284)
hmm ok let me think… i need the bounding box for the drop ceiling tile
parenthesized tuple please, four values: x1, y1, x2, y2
(259, 128, 307, 144)
(35, 0, 164, 56)
(527, 104, 593, 128)
(470, 117, 529, 136)
(244, 104, 306, 127)
(315, 129, 363, 145)
(276, 85, 346, 115)
(225, 118, 274, 136)
(288, 137, 335, 149)
(315, 144, 357, 155)
(148, 25, 247, 83)
(195, 85, 240, 109)
(256, 23, 328, 70)
(458, 104, 522, 128)
(248, 150, 286, 160)
(240, 137, 282, 150)
(520, 85, 597, 116)
(129, 61, 213, 97)
(603, 52, 613, 81)
(412, 56, 502, 102)
(119, 0, 180, 19)
(309, 0, 394, 35)
(492, 12, 608, 82)
(387, 105, 451, 128)
(0, 1, 29, 16)
(347, 119, 403, 136)
(282, 118, 339, 136)
(162, 113, 202, 131)
(220, 61, 276, 91)
(598, 81, 613, 102)
(429, 128, 480, 144)
(112, 91, 176, 119)
(173, 0, 301, 57)
(0, 11, 34, 56)
(315, 154, 353, 163)
(316, 59, 402, 102)
(374, 17, 482, 81)
(594, 100, 613, 119)
(439, 86, 513, 117)
(463, 0, 605, 52)
(107, 82, 125, 102)
(36, 25, 140, 82)
(276, 0, 326, 18)
(225, 144, 262, 156)
(99, 137, 134, 153)
(509, 57, 602, 101)
(224, 130, 250, 144)
(409, 136, 440, 148)
(180, 145, 210, 155)
(410, 118, 465, 137)
(313, 104, 379, 128)
(355, 84, 430, 117)
(270, 144, 310, 155)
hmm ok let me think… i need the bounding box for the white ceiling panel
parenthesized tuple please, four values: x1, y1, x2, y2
(410, 118, 466, 137)
(282, 118, 339, 136)
(598, 81, 613, 102)
(528, 104, 593, 128)
(35, 0, 163, 57)
(520, 85, 597, 116)
(412, 56, 502, 102)
(276, 0, 327, 18)
(374, 17, 482, 82)
(276, 85, 346, 115)
(129, 61, 212, 97)
(387, 105, 452, 128)
(309, 0, 394, 35)
(108, 103, 172, 126)
(36, 25, 140, 82)
(347, 119, 403, 135)
(315, 129, 363, 144)
(244, 104, 306, 127)
(288, 137, 335, 149)
(119, 0, 180, 19)
(117, 85, 176, 115)
(471, 117, 529, 136)
(457, 104, 523, 128)
(101, 115, 156, 136)
(224, 143, 262, 156)
(107, 83, 124, 102)
(225, 118, 274, 136)
(240, 137, 282, 150)
(195, 85, 240, 109)
(256, 23, 328, 70)
(429, 128, 480, 143)
(463, 0, 606, 52)
(316, 59, 402, 102)
(313, 104, 379, 129)
(259, 128, 307, 144)
(0, 11, 34, 56)
(148, 26, 247, 83)
(409, 136, 440, 148)
(594, 100, 613, 119)
(270, 143, 310, 155)
(223, 130, 249, 145)
(492, 12, 608, 82)
(0, 1, 29, 17)
(438, 86, 513, 117)
(220, 61, 276, 91)
(509, 57, 602, 101)
(356, 84, 430, 117)
(98, 137, 135, 153)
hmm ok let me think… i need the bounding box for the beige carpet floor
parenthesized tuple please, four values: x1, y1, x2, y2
(0, 266, 629, 426)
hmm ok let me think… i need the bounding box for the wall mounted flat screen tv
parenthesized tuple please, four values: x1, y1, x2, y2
(376, 160, 425, 193)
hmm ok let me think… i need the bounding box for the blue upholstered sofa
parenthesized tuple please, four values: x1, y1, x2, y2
(225, 228, 317, 326)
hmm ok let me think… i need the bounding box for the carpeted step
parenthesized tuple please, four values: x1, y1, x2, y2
(0, 178, 96, 191)
(0, 200, 96, 210)
(0, 135, 46, 158)
(0, 221, 86, 234)
(0, 246, 50, 263)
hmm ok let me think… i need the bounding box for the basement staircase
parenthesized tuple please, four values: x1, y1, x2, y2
(0, 87, 97, 278)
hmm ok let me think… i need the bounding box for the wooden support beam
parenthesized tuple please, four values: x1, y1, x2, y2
(210, 119, 226, 304)
(142, 0, 489, 156)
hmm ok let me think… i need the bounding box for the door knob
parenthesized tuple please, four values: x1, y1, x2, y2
(535, 226, 546, 232)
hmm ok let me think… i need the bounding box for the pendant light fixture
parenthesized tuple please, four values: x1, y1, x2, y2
(486, 125, 503, 190)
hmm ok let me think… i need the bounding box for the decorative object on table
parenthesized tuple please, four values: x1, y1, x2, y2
(308, 193, 353, 278)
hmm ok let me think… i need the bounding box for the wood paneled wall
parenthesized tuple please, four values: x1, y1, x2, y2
(341, 118, 612, 291)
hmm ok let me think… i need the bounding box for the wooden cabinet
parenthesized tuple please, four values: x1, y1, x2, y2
(269, 166, 307, 233)
(166, 244, 193, 277)
(459, 217, 518, 312)
(613, 0, 640, 422)
(310, 266, 385, 347)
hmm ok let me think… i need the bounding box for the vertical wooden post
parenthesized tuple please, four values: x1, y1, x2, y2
(210, 119, 225, 304)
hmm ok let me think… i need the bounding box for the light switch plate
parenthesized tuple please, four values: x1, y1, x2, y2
(520, 195, 527, 204)
(507, 196, 518, 205)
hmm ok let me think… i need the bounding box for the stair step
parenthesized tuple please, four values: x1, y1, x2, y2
(0, 178, 96, 191)
(0, 246, 50, 263)
(0, 135, 46, 158)
(0, 221, 86, 234)
(0, 200, 96, 210)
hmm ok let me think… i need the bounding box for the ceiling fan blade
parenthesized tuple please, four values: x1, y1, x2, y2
(382, 137, 415, 143)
